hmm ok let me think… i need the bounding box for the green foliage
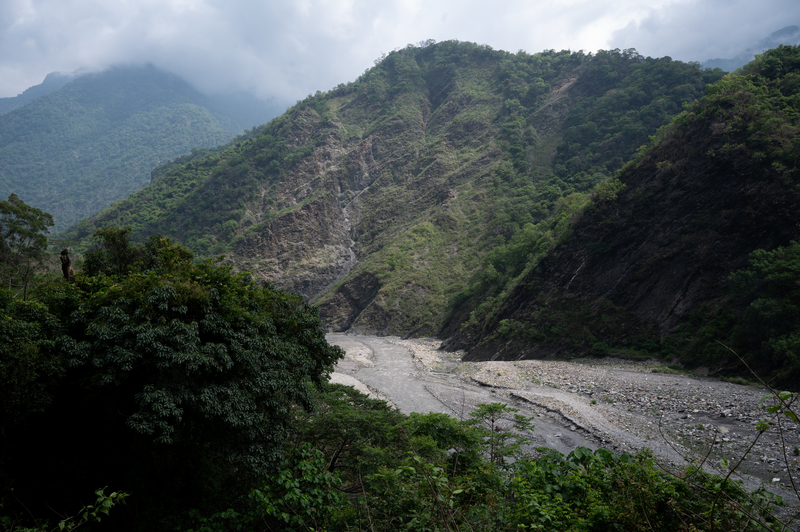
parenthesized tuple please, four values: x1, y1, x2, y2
(185, 384, 784, 531)
(0, 292, 63, 433)
(1, 487, 128, 532)
(0, 65, 238, 231)
(82, 226, 139, 277)
(510, 447, 781, 531)
(2, 227, 343, 530)
(45, 229, 343, 474)
(467, 402, 534, 466)
(285, 383, 406, 474)
(184, 445, 345, 532)
(554, 49, 724, 178)
(728, 242, 800, 384)
(56, 488, 128, 532)
(0, 194, 54, 299)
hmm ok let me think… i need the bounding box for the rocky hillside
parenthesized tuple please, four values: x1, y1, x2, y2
(66, 41, 723, 338)
(444, 45, 800, 387)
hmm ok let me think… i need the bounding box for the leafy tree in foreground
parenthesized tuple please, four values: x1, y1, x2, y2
(0, 194, 53, 300)
(7, 228, 343, 529)
(467, 402, 534, 466)
(0, 289, 64, 499)
(185, 391, 785, 531)
(0, 291, 63, 429)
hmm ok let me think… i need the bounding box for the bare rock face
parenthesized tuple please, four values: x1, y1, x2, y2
(231, 117, 382, 302)
(317, 271, 381, 332)
(227, 53, 514, 328)
(234, 192, 356, 300)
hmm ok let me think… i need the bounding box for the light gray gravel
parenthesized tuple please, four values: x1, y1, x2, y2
(327, 333, 800, 523)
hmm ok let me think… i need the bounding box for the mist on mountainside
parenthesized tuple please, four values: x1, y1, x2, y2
(0, 64, 277, 231)
(204, 90, 286, 132)
(702, 25, 800, 71)
(0, 65, 281, 132)
(0, 71, 76, 115)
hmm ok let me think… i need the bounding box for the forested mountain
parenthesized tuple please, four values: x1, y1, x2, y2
(0, 64, 270, 231)
(0, 71, 76, 115)
(65, 41, 724, 339)
(446, 45, 800, 387)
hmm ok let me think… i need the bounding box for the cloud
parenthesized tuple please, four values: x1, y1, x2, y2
(0, 0, 798, 106)
(608, 0, 800, 61)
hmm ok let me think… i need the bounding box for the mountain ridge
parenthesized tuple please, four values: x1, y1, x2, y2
(0, 71, 76, 115)
(63, 42, 724, 340)
(0, 65, 240, 231)
(0, 64, 285, 231)
(445, 45, 800, 386)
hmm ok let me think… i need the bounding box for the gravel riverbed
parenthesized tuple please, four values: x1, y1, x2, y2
(380, 336, 800, 515)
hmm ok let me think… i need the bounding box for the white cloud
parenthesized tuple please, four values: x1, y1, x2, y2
(0, 0, 798, 104)
(608, 0, 800, 60)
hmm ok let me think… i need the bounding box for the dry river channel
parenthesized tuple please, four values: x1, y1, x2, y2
(327, 333, 800, 524)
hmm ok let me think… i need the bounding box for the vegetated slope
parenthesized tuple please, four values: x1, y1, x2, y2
(0, 64, 240, 231)
(0, 71, 76, 115)
(65, 41, 723, 337)
(445, 45, 800, 387)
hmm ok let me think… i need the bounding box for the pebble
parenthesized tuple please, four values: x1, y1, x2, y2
(386, 336, 800, 497)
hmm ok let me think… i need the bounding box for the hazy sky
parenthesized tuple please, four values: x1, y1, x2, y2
(1, 0, 798, 105)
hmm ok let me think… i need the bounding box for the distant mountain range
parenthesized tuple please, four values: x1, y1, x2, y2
(0, 64, 283, 231)
(702, 25, 800, 71)
(0, 66, 283, 129)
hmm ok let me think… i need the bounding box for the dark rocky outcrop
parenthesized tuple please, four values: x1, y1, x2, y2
(447, 60, 800, 366)
(317, 271, 381, 332)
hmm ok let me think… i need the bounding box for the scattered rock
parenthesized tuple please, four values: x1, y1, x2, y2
(377, 336, 800, 515)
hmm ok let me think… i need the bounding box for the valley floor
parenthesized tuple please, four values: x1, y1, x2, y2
(327, 333, 800, 523)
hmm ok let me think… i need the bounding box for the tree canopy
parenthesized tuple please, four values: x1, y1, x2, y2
(3, 228, 343, 527)
(0, 193, 53, 299)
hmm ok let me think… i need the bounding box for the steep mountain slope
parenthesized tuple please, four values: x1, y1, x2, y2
(66, 41, 723, 338)
(0, 65, 240, 231)
(445, 45, 800, 386)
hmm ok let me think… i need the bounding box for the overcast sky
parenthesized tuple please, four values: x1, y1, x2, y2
(1, 0, 798, 106)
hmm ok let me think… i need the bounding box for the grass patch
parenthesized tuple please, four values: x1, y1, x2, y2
(719, 375, 757, 386)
